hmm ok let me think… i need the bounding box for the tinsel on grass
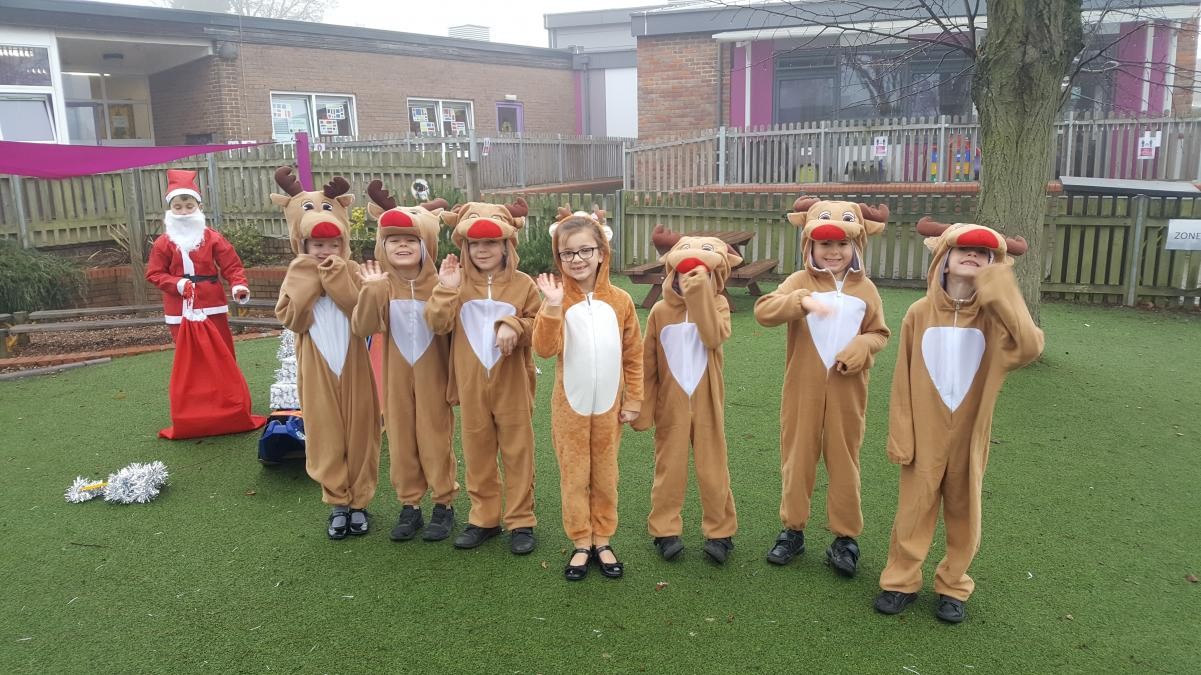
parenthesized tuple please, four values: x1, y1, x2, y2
(64, 461, 169, 504)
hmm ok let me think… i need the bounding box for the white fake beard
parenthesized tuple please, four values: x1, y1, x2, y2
(164, 212, 207, 252)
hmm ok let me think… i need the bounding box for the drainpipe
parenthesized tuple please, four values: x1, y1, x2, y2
(716, 40, 723, 127)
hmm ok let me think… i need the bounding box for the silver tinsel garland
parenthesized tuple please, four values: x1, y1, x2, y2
(64, 461, 169, 504)
(269, 330, 300, 410)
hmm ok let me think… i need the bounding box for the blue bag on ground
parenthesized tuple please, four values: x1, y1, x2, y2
(258, 411, 306, 464)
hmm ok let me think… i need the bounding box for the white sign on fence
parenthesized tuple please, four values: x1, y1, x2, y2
(1139, 134, 1157, 160)
(1166, 219, 1201, 250)
(873, 136, 888, 158)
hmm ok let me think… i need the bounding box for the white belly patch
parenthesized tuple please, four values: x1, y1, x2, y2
(921, 326, 986, 412)
(661, 321, 707, 397)
(563, 296, 622, 415)
(461, 298, 516, 372)
(310, 295, 350, 378)
(389, 299, 433, 366)
(804, 291, 867, 370)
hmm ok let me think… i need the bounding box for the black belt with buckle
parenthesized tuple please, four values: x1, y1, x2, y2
(184, 274, 219, 283)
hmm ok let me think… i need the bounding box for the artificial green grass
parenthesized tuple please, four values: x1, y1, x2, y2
(1, 282, 1199, 673)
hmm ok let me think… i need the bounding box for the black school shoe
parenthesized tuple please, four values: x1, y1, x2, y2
(593, 545, 624, 579)
(766, 528, 805, 565)
(422, 504, 455, 542)
(703, 537, 735, 565)
(654, 536, 684, 561)
(454, 524, 502, 549)
(328, 507, 350, 540)
(389, 506, 423, 541)
(936, 595, 967, 624)
(348, 509, 370, 535)
(564, 548, 592, 581)
(509, 527, 537, 555)
(825, 536, 860, 577)
(874, 590, 918, 615)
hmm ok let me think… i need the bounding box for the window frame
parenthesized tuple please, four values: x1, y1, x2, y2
(62, 72, 154, 145)
(0, 30, 65, 143)
(407, 97, 475, 137)
(269, 91, 359, 142)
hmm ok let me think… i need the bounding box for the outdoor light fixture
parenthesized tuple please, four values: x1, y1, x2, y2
(504, 94, 517, 101)
(102, 52, 124, 61)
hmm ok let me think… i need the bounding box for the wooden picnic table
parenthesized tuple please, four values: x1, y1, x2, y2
(623, 230, 779, 310)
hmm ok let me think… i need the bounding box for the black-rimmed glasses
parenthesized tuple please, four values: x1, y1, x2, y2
(558, 246, 598, 263)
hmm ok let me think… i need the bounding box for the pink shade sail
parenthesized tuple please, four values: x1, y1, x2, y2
(0, 140, 272, 179)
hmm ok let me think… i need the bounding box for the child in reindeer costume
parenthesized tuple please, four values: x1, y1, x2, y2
(874, 218, 1044, 623)
(632, 226, 742, 564)
(272, 167, 381, 540)
(532, 207, 643, 581)
(754, 198, 891, 577)
(351, 181, 459, 543)
(426, 198, 543, 555)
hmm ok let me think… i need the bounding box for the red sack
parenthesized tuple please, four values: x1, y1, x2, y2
(159, 301, 266, 440)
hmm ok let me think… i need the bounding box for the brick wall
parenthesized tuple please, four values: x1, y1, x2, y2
(637, 33, 722, 140)
(76, 266, 287, 308)
(1173, 23, 1197, 114)
(150, 44, 577, 144)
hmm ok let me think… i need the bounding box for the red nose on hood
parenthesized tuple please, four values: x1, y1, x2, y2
(957, 228, 1000, 250)
(675, 257, 707, 275)
(811, 223, 848, 241)
(379, 210, 414, 228)
(467, 219, 504, 240)
(310, 222, 342, 239)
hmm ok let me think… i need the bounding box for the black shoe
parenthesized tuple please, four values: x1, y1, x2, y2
(765, 528, 805, 565)
(874, 590, 918, 615)
(936, 595, 966, 623)
(509, 527, 536, 555)
(703, 537, 734, 565)
(348, 509, 370, 535)
(422, 504, 455, 542)
(594, 545, 624, 579)
(564, 547, 591, 581)
(825, 536, 860, 577)
(654, 536, 684, 561)
(453, 524, 502, 549)
(389, 506, 423, 541)
(327, 508, 350, 540)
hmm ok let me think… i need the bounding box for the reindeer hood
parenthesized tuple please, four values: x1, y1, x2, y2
(439, 199, 528, 283)
(787, 197, 888, 274)
(651, 224, 742, 300)
(549, 206, 614, 300)
(364, 179, 447, 282)
(917, 216, 1028, 300)
(270, 166, 354, 255)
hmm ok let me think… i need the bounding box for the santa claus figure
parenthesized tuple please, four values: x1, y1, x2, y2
(145, 169, 250, 356)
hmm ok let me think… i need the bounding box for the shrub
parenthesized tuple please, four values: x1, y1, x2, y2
(347, 206, 376, 261)
(0, 241, 86, 313)
(516, 226, 555, 276)
(219, 222, 272, 268)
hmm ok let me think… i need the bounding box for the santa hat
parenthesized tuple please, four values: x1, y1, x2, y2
(164, 169, 202, 204)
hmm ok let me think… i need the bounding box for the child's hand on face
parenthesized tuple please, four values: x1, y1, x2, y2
(359, 260, 389, 284)
(619, 409, 639, 424)
(535, 273, 564, 306)
(438, 253, 462, 289)
(801, 294, 831, 317)
(495, 322, 518, 356)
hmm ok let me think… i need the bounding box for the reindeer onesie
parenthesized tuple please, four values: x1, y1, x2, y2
(632, 229, 741, 543)
(351, 181, 457, 511)
(531, 209, 643, 547)
(879, 218, 1044, 602)
(753, 199, 890, 543)
(425, 200, 542, 532)
(272, 168, 381, 509)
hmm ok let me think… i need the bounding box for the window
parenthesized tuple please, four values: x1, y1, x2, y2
(62, 73, 153, 144)
(270, 92, 357, 142)
(497, 102, 523, 133)
(408, 98, 473, 137)
(1, 42, 57, 142)
(0, 45, 51, 86)
(0, 95, 55, 141)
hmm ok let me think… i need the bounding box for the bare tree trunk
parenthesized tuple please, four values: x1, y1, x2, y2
(973, 0, 1083, 324)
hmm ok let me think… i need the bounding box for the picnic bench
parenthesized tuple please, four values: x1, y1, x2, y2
(623, 230, 779, 310)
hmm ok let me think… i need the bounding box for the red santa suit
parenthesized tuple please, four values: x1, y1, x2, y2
(145, 170, 249, 356)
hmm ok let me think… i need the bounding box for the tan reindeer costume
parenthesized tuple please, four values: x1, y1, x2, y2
(425, 199, 543, 553)
(350, 181, 459, 541)
(876, 218, 1043, 622)
(272, 167, 381, 537)
(631, 225, 742, 564)
(532, 207, 643, 576)
(753, 198, 891, 575)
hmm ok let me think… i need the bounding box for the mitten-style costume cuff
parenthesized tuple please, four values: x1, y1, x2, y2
(176, 278, 189, 296)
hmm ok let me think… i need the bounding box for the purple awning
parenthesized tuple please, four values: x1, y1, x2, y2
(0, 140, 273, 179)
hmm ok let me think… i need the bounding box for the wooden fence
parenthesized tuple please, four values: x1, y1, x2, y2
(626, 114, 1201, 190)
(618, 190, 1201, 306)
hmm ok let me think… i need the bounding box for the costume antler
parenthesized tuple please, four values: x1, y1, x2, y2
(793, 197, 819, 213)
(651, 223, 682, 255)
(323, 176, 351, 199)
(859, 203, 890, 223)
(916, 216, 1028, 256)
(274, 166, 304, 196)
(420, 198, 449, 211)
(367, 180, 398, 210)
(556, 205, 573, 222)
(505, 198, 528, 219)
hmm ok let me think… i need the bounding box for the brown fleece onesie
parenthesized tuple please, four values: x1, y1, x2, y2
(531, 210, 643, 546)
(425, 200, 542, 531)
(879, 219, 1044, 601)
(632, 232, 742, 540)
(351, 182, 458, 509)
(754, 198, 890, 538)
(272, 168, 381, 509)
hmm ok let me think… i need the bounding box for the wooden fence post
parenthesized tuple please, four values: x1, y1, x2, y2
(9, 175, 31, 249)
(557, 134, 565, 183)
(206, 152, 223, 228)
(1125, 194, 1149, 306)
(518, 132, 527, 188)
(718, 126, 727, 186)
(123, 170, 148, 304)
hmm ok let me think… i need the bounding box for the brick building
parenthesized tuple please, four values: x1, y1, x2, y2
(0, 0, 577, 146)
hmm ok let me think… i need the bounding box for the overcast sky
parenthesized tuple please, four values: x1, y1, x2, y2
(82, 0, 652, 47)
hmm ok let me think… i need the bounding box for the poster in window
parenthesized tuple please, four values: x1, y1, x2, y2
(272, 102, 291, 119)
(411, 108, 428, 122)
(318, 118, 340, 135)
(450, 121, 466, 136)
(420, 121, 437, 135)
(442, 108, 457, 122)
(325, 105, 345, 120)
(272, 117, 291, 136)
